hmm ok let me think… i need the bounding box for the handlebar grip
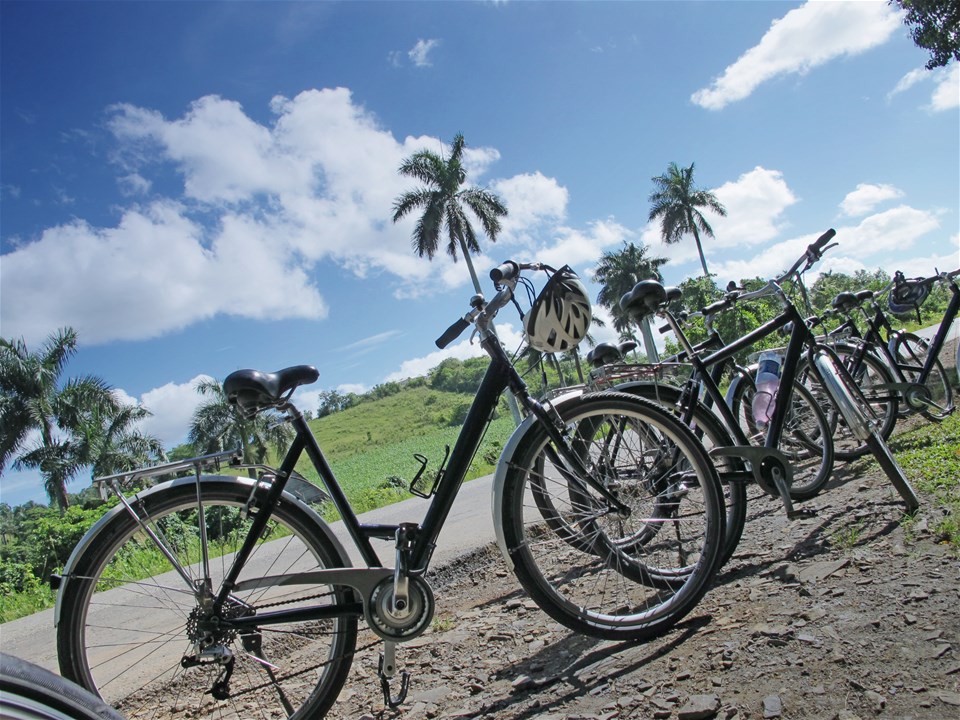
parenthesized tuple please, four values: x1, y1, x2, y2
(810, 228, 836, 252)
(489, 261, 519, 284)
(435, 317, 471, 349)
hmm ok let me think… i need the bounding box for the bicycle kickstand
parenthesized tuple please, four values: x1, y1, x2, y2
(378, 641, 410, 709)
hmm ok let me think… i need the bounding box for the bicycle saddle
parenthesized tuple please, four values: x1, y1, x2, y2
(586, 340, 638, 368)
(224, 365, 319, 416)
(855, 290, 874, 303)
(621, 280, 669, 317)
(832, 291, 858, 313)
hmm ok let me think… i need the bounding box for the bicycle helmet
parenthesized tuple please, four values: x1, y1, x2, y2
(888, 272, 930, 317)
(524, 265, 592, 353)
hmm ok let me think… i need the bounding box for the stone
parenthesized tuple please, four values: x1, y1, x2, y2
(762, 694, 783, 718)
(677, 694, 722, 720)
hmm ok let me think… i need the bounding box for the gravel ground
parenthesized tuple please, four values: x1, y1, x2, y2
(329, 346, 960, 720)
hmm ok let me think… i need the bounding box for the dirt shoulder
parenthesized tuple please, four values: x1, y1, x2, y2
(331, 423, 960, 720)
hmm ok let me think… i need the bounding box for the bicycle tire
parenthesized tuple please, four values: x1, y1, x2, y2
(890, 331, 953, 421)
(798, 344, 898, 460)
(498, 392, 724, 641)
(1, 652, 125, 720)
(729, 375, 835, 500)
(57, 478, 358, 720)
(616, 383, 747, 568)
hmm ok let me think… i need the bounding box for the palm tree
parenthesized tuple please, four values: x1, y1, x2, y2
(0, 328, 119, 511)
(592, 241, 668, 336)
(648, 162, 727, 278)
(71, 403, 166, 481)
(392, 133, 508, 293)
(188, 378, 293, 478)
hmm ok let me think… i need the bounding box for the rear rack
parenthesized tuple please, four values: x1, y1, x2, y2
(587, 362, 691, 391)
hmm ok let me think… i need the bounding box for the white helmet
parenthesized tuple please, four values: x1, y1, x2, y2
(524, 265, 592, 353)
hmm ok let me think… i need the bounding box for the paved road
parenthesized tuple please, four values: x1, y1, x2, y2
(0, 473, 498, 673)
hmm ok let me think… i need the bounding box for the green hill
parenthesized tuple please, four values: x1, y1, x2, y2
(294, 385, 516, 516)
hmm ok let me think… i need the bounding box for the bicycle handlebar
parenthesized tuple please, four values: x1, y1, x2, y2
(435, 317, 472, 349)
(436, 260, 546, 348)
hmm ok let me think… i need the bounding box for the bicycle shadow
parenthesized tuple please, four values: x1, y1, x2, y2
(469, 615, 712, 720)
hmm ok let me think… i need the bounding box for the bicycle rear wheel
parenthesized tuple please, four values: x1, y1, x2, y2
(57, 478, 358, 720)
(890, 331, 953, 421)
(498, 392, 724, 641)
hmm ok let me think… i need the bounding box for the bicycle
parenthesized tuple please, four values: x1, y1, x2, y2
(603, 230, 920, 555)
(829, 269, 958, 424)
(53, 262, 725, 719)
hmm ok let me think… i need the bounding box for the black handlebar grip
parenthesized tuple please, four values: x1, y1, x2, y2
(659, 323, 672, 334)
(435, 317, 470, 349)
(489, 261, 519, 284)
(811, 228, 836, 251)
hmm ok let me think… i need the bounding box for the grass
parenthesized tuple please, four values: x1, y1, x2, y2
(886, 410, 960, 547)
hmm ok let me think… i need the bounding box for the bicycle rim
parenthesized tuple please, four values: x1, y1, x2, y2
(500, 393, 723, 641)
(57, 481, 358, 720)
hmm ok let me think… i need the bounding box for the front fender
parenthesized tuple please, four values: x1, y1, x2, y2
(54, 474, 349, 626)
(490, 389, 587, 563)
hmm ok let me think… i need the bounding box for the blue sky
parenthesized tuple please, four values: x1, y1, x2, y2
(2, 0, 958, 506)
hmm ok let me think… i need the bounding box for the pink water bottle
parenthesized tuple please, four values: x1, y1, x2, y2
(751, 351, 782, 425)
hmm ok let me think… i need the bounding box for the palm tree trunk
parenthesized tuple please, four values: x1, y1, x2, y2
(458, 237, 483, 294)
(690, 224, 710, 278)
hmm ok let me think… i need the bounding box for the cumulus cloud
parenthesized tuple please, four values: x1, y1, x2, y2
(2, 88, 578, 345)
(408, 39, 440, 67)
(641, 166, 797, 274)
(889, 64, 960, 111)
(930, 63, 960, 110)
(840, 183, 904, 217)
(137, 375, 214, 447)
(692, 0, 902, 110)
(708, 167, 798, 246)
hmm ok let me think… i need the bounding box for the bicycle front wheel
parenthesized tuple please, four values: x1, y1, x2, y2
(730, 376, 834, 500)
(499, 392, 724, 641)
(891, 331, 953, 421)
(57, 478, 358, 720)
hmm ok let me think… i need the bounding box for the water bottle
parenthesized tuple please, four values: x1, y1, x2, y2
(751, 351, 782, 425)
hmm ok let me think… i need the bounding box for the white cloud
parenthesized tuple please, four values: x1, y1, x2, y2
(3, 88, 572, 345)
(840, 205, 940, 256)
(840, 183, 904, 217)
(888, 64, 960, 111)
(692, 0, 902, 110)
(709, 167, 798, 246)
(888, 68, 928, 99)
(930, 63, 960, 111)
(136, 374, 214, 447)
(492, 172, 568, 243)
(409, 39, 440, 67)
(642, 166, 797, 276)
(0, 201, 328, 344)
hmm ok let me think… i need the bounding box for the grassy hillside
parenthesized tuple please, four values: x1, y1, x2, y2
(294, 386, 516, 517)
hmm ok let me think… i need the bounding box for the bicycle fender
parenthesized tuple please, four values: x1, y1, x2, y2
(490, 389, 584, 565)
(724, 370, 752, 408)
(53, 474, 350, 627)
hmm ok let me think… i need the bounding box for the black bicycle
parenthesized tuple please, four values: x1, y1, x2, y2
(587, 231, 921, 567)
(53, 261, 725, 719)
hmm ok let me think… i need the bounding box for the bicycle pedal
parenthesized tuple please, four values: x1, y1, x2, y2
(786, 508, 817, 520)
